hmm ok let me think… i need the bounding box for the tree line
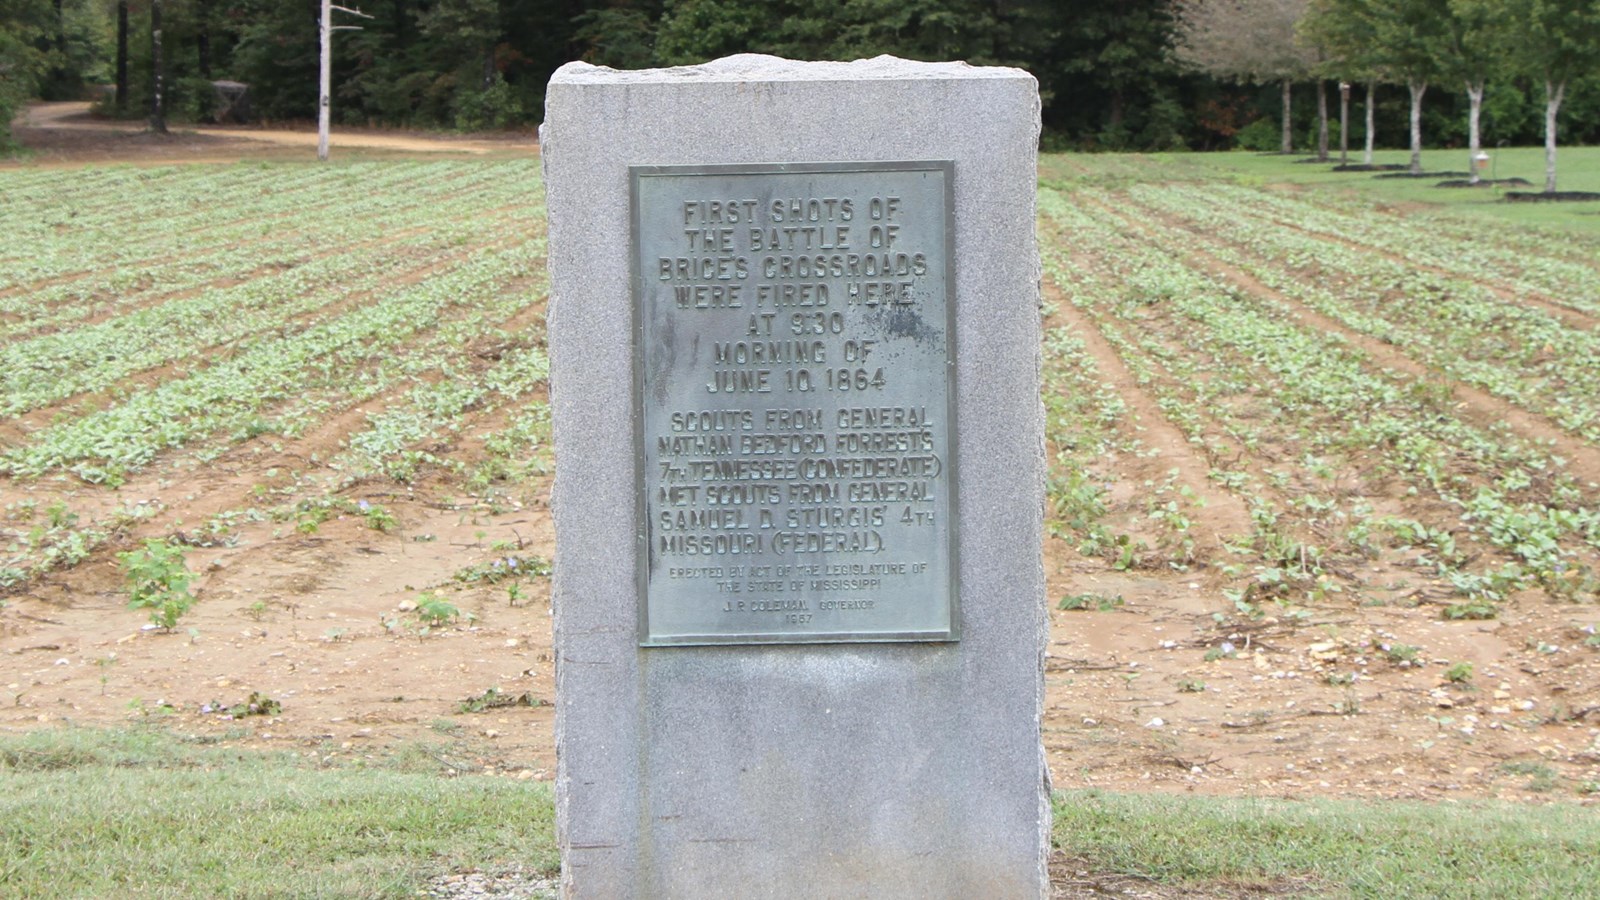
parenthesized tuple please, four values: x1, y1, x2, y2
(3, 0, 1598, 162)
(1177, 0, 1600, 192)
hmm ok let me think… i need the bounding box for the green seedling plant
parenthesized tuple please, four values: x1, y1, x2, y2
(1445, 662, 1475, 684)
(356, 499, 398, 532)
(457, 686, 542, 713)
(118, 539, 196, 631)
(1377, 641, 1422, 666)
(415, 591, 460, 628)
(1058, 592, 1125, 612)
(200, 692, 282, 718)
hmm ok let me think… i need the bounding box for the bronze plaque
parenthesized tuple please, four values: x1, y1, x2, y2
(633, 161, 957, 645)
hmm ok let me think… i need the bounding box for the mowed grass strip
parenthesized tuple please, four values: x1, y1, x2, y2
(1054, 789, 1600, 899)
(4, 729, 1596, 898)
(0, 729, 557, 899)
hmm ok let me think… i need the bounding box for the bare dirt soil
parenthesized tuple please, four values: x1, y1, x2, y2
(7, 102, 534, 167)
(3, 105, 1598, 895)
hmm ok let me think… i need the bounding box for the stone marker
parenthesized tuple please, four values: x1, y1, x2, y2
(542, 54, 1047, 898)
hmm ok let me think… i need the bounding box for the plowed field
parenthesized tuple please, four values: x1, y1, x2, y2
(3, 140, 1598, 808)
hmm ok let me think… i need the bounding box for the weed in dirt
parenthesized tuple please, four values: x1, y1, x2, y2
(356, 499, 399, 532)
(1376, 641, 1422, 666)
(118, 539, 196, 631)
(455, 553, 550, 585)
(1444, 662, 1475, 684)
(95, 654, 116, 695)
(1442, 602, 1498, 620)
(457, 687, 544, 714)
(1177, 678, 1206, 693)
(294, 503, 331, 535)
(415, 591, 460, 628)
(198, 692, 281, 719)
(1059, 592, 1125, 612)
(1501, 760, 1560, 793)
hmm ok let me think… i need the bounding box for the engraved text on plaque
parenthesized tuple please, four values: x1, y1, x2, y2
(633, 161, 957, 645)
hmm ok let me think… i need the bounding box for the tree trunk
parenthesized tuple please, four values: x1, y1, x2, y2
(1339, 83, 1349, 166)
(52, 0, 65, 54)
(116, 2, 129, 113)
(149, 0, 166, 134)
(1280, 79, 1292, 154)
(1364, 82, 1375, 166)
(1316, 81, 1329, 162)
(1544, 79, 1565, 194)
(1466, 82, 1484, 186)
(197, 0, 212, 81)
(482, 47, 495, 91)
(1407, 79, 1426, 175)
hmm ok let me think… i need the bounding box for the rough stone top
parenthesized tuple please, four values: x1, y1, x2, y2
(549, 53, 1034, 85)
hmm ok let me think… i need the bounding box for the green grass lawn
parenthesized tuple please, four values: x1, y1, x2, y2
(1054, 789, 1600, 899)
(0, 728, 557, 898)
(4, 728, 1598, 898)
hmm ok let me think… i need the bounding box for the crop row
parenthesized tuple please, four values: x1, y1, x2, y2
(1114, 184, 1600, 442)
(0, 169, 537, 338)
(1, 221, 541, 419)
(1038, 186, 1600, 604)
(1, 238, 544, 484)
(1185, 182, 1600, 318)
(0, 161, 538, 291)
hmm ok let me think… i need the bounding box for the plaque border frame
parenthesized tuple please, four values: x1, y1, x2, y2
(630, 160, 960, 647)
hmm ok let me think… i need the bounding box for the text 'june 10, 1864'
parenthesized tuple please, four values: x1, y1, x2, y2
(632, 162, 958, 646)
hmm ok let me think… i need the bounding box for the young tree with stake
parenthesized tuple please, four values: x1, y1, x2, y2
(1467, 0, 1600, 194)
(1302, 0, 1384, 167)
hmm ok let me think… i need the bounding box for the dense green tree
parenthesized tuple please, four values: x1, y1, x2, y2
(1174, 0, 1314, 153)
(1470, 0, 1600, 193)
(0, 0, 53, 148)
(115, 0, 127, 109)
(572, 0, 661, 68)
(8, 0, 1600, 153)
(1353, 0, 1453, 175)
(1035, 0, 1189, 150)
(1439, 0, 1500, 184)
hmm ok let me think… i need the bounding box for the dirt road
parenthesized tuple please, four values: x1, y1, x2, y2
(9, 101, 536, 165)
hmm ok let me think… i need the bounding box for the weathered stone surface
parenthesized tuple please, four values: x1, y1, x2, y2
(543, 54, 1046, 899)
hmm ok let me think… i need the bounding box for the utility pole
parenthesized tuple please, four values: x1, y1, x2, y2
(319, 0, 372, 161)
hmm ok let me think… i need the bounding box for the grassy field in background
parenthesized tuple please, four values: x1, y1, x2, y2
(1041, 146, 1600, 233)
